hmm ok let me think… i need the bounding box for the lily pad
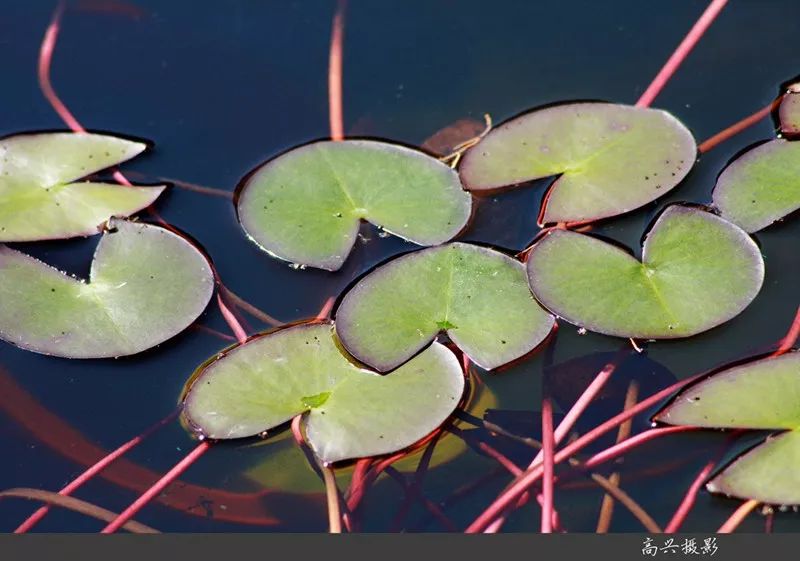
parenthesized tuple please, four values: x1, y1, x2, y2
(526, 206, 764, 339)
(0, 219, 214, 358)
(655, 353, 800, 504)
(243, 381, 498, 493)
(459, 102, 696, 224)
(335, 242, 555, 372)
(712, 139, 800, 232)
(0, 132, 165, 241)
(236, 140, 472, 271)
(182, 323, 464, 464)
(779, 91, 800, 136)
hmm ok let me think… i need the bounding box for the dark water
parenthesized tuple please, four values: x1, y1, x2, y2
(1, 0, 799, 532)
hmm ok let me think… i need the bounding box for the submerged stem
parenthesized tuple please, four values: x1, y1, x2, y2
(100, 441, 211, 534)
(596, 380, 639, 533)
(540, 399, 555, 533)
(14, 410, 177, 533)
(321, 464, 342, 533)
(1, 488, 158, 534)
(481, 418, 661, 532)
(718, 499, 760, 533)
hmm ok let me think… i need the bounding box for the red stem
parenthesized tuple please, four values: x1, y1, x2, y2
(698, 99, 780, 153)
(316, 297, 336, 321)
(636, 0, 729, 108)
(466, 374, 702, 533)
(14, 411, 177, 533)
(193, 324, 238, 342)
(774, 306, 800, 355)
(718, 499, 759, 533)
(328, 0, 347, 140)
(38, 2, 83, 132)
(540, 399, 555, 533)
(533, 356, 619, 468)
(582, 426, 696, 470)
(488, 353, 621, 532)
(664, 460, 716, 533)
(216, 294, 248, 344)
(100, 441, 211, 533)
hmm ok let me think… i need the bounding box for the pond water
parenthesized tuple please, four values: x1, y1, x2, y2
(1, 0, 799, 532)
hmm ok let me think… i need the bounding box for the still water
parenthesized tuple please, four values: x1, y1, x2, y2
(1, 0, 799, 532)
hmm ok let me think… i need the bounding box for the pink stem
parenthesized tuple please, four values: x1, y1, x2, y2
(540, 399, 555, 533)
(471, 442, 559, 533)
(216, 294, 248, 344)
(38, 2, 83, 133)
(775, 306, 800, 355)
(698, 99, 780, 153)
(14, 411, 177, 533)
(37, 4, 161, 199)
(490, 355, 620, 532)
(533, 359, 617, 468)
(316, 297, 336, 321)
(290, 414, 305, 446)
(470, 427, 690, 533)
(664, 460, 716, 533)
(39, 2, 137, 193)
(328, 0, 347, 141)
(636, 0, 729, 107)
(581, 426, 696, 470)
(718, 499, 759, 533)
(100, 441, 211, 533)
(467, 374, 702, 533)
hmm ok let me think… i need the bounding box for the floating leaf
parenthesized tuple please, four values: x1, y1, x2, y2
(335, 242, 554, 372)
(182, 323, 464, 464)
(236, 140, 472, 271)
(0, 132, 165, 241)
(243, 380, 497, 493)
(459, 102, 696, 224)
(779, 90, 800, 136)
(526, 206, 764, 339)
(656, 353, 800, 504)
(712, 139, 800, 232)
(0, 219, 214, 358)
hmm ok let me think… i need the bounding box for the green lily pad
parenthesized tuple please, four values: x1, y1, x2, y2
(712, 139, 800, 232)
(236, 140, 472, 271)
(526, 206, 764, 339)
(779, 91, 800, 136)
(0, 219, 214, 358)
(335, 242, 555, 372)
(181, 323, 465, 464)
(656, 353, 800, 430)
(459, 102, 696, 224)
(0, 132, 165, 241)
(655, 353, 800, 504)
(243, 381, 498, 493)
